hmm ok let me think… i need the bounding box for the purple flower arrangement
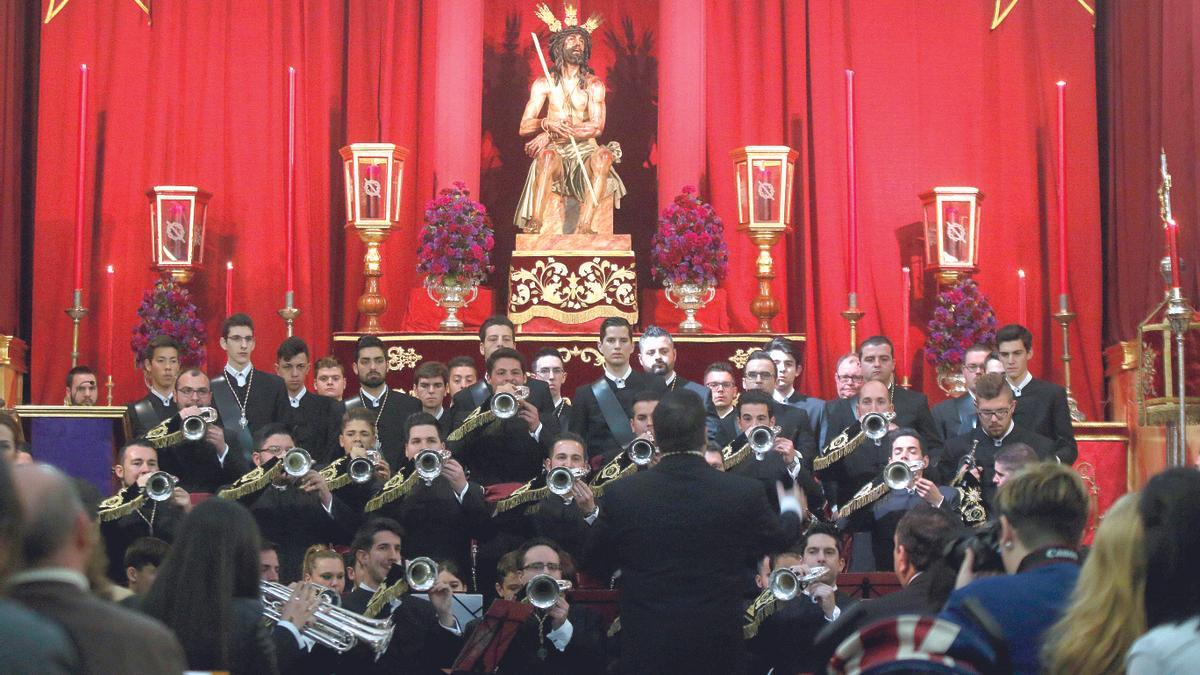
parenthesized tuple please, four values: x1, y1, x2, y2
(924, 279, 998, 369)
(131, 277, 206, 367)
(650, 186, 730, 288)
(416, 182, 494, 284)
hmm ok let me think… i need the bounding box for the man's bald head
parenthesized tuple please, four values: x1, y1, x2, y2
(13, 463, 91, 568)
(856, 379, 893, 418)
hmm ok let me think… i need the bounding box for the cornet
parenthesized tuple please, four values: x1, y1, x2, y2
(883, 459, 925, 490)
(525, 573, 573, 610)
(547, 466, 586, 504)
(490, 385, 530, 420)
(260, 580, 394, 655)
(182, 407, 218, 442)
(348, 456, 375, 484)
(747, 425, 782, 460)
(414, 449, 448, 485)
(405, 557, 438, 592)
(627, 437, 657, 466)
(768, 565, 830, 601)
(283, 448, 314, 478)
(861, 411, 894, 443)
(143, 471, 177, 502)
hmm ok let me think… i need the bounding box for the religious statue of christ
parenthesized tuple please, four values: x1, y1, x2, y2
(515, 4, 626, 235)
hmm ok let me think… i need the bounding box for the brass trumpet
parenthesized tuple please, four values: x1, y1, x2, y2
(883, 459, 926, 490)
(490, 385, 530, 420)
(405, 557, 438, 592)
(144, 471, 177, 502)
(862, 411, 893, 442)
(260, 580, 394, 655)
(546, 466, 587, 504)
(414, 449, 449, 485)
(768, 565, 829, 601)
(525, 573, 573, 609)
(627, 437, 657, 467)
(747, 425, 783, 460)
(283, 448, 314, 478)
(144, 407, 219, 448)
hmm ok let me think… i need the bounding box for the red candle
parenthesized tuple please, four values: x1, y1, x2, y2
(845, 69, 858, 297)
(1056, 80, 1068, 296)
(1017, 269, 1028, 326)
(74, 64, 89, 290)
(900, 266, 911, 382)
(225, 261, 234, 317)
(1166, 221, 1182, 288)
(286, 66, 296, 293)
(105, 264, 114, 375)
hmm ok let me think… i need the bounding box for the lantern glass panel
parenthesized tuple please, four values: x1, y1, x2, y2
(158, 198, 194, 265)
(751, 159, 783, 224)
(735, 160, 749, 224)
(357, 157, 388, 220)
(939, 199, 972, 265)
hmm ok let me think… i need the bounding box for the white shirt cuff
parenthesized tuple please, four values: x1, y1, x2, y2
(584, 507, 600, 525)
(824, 604, 841, 622)
(547, 618, 574, 651)
(321, 497, 334, 515)
(276, 620, 315, 651)
(530, 423, 543, 441)
(786, 460, 802, 479)
(440, 616, 463, 636)
(216, 445, 229, 466)
(453, 483, 470, 504)
(778, 494, 802, 517)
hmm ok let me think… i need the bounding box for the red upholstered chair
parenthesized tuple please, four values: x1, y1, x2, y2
(189, 492, 211, 506)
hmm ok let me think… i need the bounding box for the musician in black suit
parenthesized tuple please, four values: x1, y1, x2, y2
(151, 369, 250, 492)
(818, 379, 901, 507)
(727, 390, 824, 513)
(765, 336, 825, 437)
(703, 361, 740, 446)
(371, 412, 490, 586)
(941, 373, 1058, 504)
(814, 505, 959, 668)
(740, 351, 818, 460)
(447, 348, 558, 486)
(341, 518, 464, 675)
(228, 425, 359, 581)
(276, 336, 345, 464)
(533, 348, 573, 431)
(585, 390, 803, 675)
(638, 324, 711, 400)
(99, 440, 191, 582)
(931, 344, 992, 441)
(343, 335, 422, 469)
(454, 316, 557, 419)
(412, 361, 453, 438)
(473, 537, 604, 674)
(996, 324, 1078, 464)
(571, 318, 667, 463)
(447, 355, 480, 398)
(125, 335, 181, 437)
(209, 314, 290, 462)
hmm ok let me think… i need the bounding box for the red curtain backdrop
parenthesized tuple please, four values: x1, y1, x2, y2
(0, 0, 30, 336)
(25, 0, 1103, 415)
(1100, 1, 1200, 344)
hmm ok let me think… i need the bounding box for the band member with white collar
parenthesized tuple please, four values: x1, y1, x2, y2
(995, 324, 1078, 464)
(446, 356, 479, 398)
(343, 335, 421, 469)
(932, 343, 992, 440)
(764, 336, 825, 439)
(638, 324, 709, 400)
(209, 314, 290, 462)
(150, 368, 249, 493)
(729, 390, 823, 513)
(412, 361, 452, 438)
(533, 347, 572, 430)
(276, 336, 345, 464)
(126, 335, 182, 437)
(704, 361, 740, 446)
(571, 318, 666, 463)
(99, 440, 191, 583)
(740, 351, 817, 462)
(313, 355, 348, 399)
(454, 316, 556, 416)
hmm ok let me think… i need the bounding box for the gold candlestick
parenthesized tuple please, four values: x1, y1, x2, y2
(841, 292, 865, 352)
(65, 288, 88, 368)
(1052, 293, 1085, 422)
(106, 373, 113, 406)
(278, 290, 300, 337)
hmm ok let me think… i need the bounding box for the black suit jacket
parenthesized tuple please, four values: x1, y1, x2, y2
(941, 424, 1057, 504)
(374, 476, 491, 581)
(214, 597, 279, 675)
(586, 453, 799, 675)
(211, 368, 290, 459)
(8, 577, 186, 675)
(709, 408, 738, 447)
(478, 603, 605, 675)
(126, 393, 178, 438)
(343, 389, 422, 469)
(823, 388, 942, 453)
(1013, 377, 1078, 464)
(748, 588, 859, 675)
(284, 390, 346, 464)
(237, 485, 359, 582)
(341, 586, 463, 675)
(447, 387, 559, 486)
(99, 498, 187, 583)
(813, 573, 941, 670)
(570, 371, 667, 462)
(932, 393, 976, 442)
(156, 436, 250, 494)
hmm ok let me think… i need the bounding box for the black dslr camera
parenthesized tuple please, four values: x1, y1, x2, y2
(943, 521, 1005, 574)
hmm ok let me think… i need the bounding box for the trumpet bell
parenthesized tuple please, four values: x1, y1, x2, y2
(884, 460, 923, 490)
(768, 568, 799, 601)
(525, 573, 572, 610)
(348, 457, 375, 484)
(405, 557, 438, 593)
(491, 392, 518, 419)
(862, 412, 890, 441)
(627, 438, 656, 466)
(181, 415, 207, 442)
(283, 448, 314, 478)
(144, 471, 176, 502)
(747, 425, 779, 460)
(414, 449, 445, 485)
(546, 466, 575, 497)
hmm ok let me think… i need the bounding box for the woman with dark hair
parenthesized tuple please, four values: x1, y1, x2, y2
(142, 497, 315, 674)
(1127, 468, 1200, 673)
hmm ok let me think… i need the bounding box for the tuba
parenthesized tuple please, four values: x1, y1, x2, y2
(490, 385, 530, 420)
(144, 407, 219, 448)
(261, 580, 394, 655)
(525, 573, 573, 610)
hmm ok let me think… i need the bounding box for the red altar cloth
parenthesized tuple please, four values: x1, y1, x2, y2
(399, 286, 495, 332)
(640, 288, 731, 333)
(1072, 422, 1131, 546)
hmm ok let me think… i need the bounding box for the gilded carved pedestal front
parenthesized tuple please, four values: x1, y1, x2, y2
(508, 251, 638, 327)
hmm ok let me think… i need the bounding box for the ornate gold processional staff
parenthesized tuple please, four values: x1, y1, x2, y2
(529, 31, 600, 209)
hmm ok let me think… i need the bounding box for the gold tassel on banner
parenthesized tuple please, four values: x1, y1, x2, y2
(364, 578, 410, 619)
(97, 487, 145, 523)
(722, 438, 752, 471)
(492, 477, 550, 515)
(217, 459, 284, 500)
(446, 407, 498, 442)
(364, 470, 420, 513)
(834, 481, 890, 521)
(813, 424, 867, 471)
(743, 588, 779, 640)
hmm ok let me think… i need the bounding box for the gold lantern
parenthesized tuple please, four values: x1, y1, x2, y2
(147, 186, 211, 283)
(731, 145, 799, 333)
(920, 187, 982, 285)
(339, 143, 407, 333)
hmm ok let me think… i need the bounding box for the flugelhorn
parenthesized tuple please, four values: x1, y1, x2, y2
(490, 385, 530, 420)
(768, 565, 829, 601)
(405, 557, 438, 592)
(883, 459, 925, 490)
(144, 471, 177, 502)
(260, 580, 394, 655)
(283, 448, 314, 478)
(414, 449, 448, 485)
(747, 425, 782, 460)
(525, 573, 573, 610)
(627, 437, 657, 466)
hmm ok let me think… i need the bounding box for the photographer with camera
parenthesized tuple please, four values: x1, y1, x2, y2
(939, 461, 1088, 674)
